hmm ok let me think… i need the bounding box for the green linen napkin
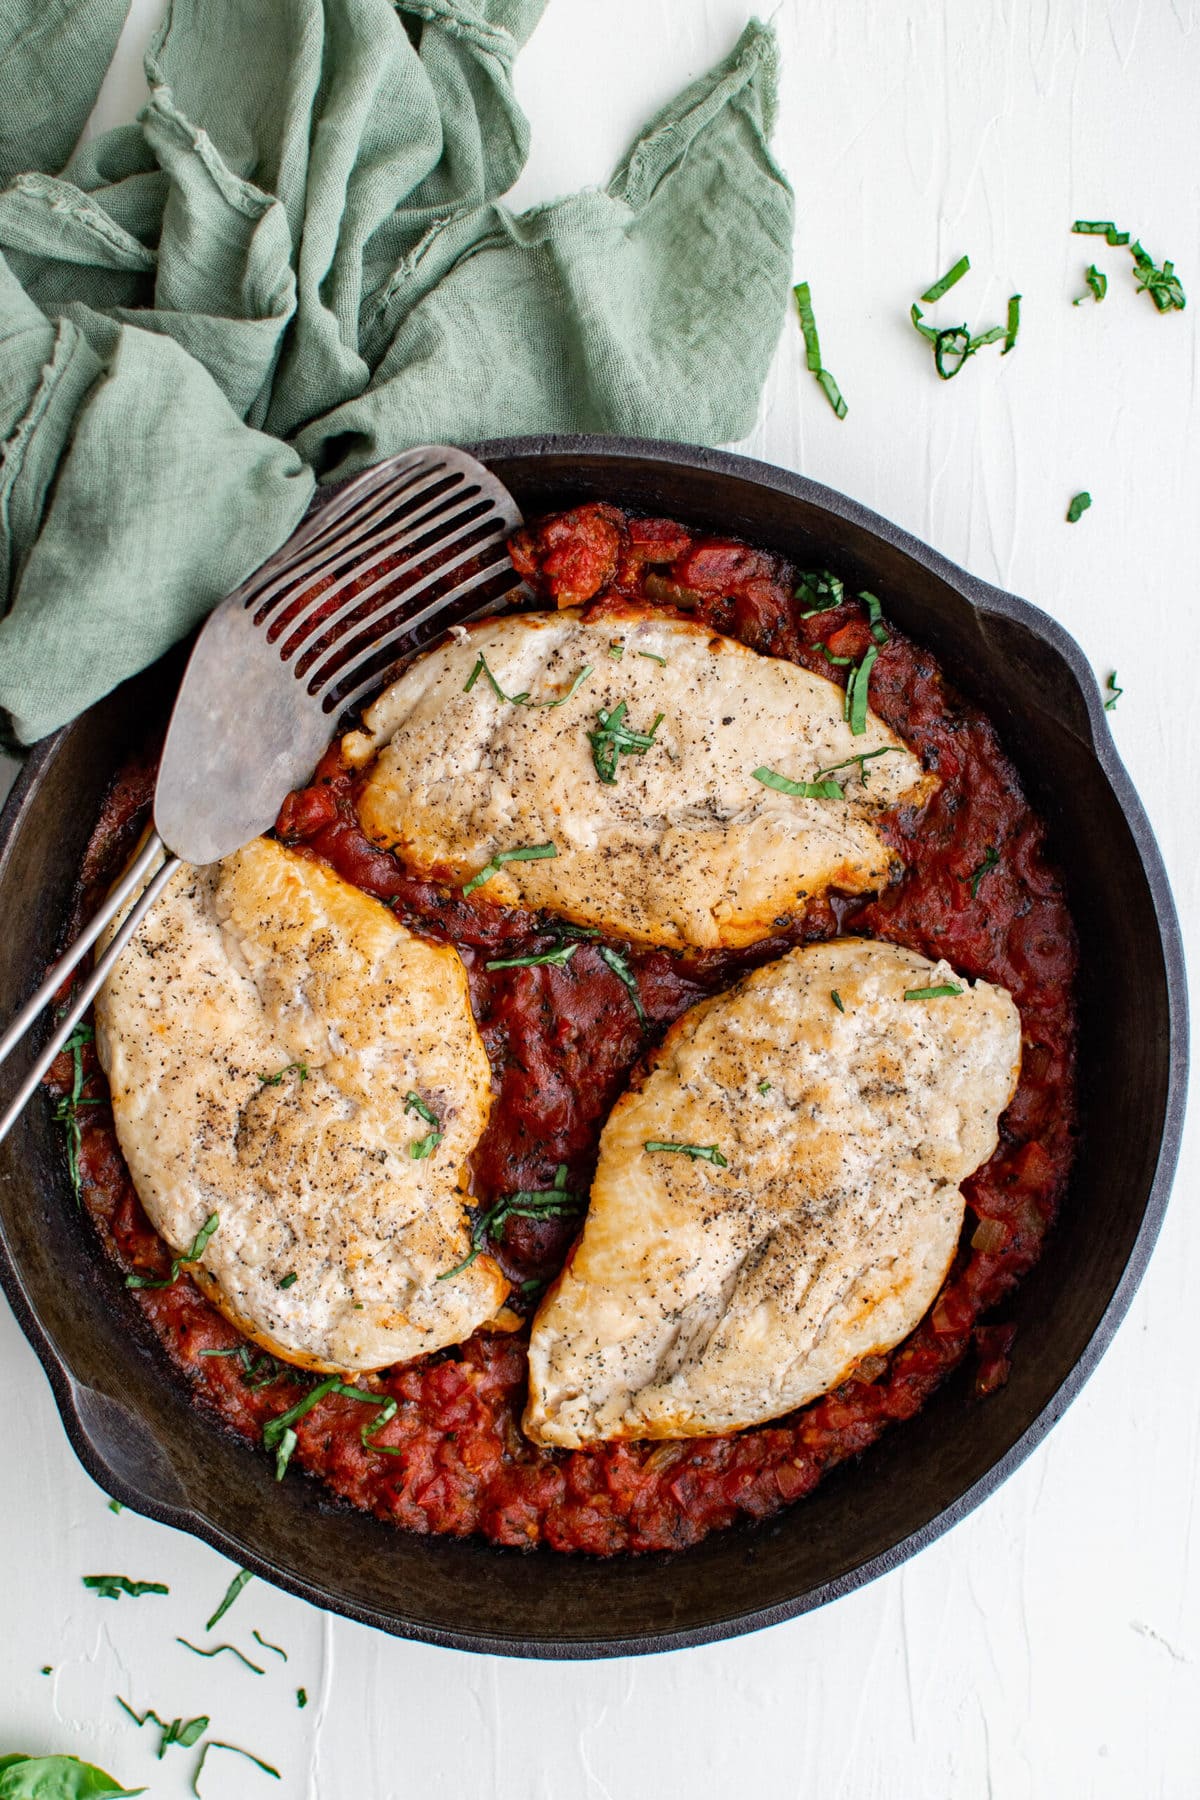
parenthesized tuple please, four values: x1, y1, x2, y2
(0, 0, 793, 744)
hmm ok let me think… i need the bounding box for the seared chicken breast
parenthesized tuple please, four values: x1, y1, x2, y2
(524, 938, 1021, 1447)
(95, 837, 503, 1372)
(344, 608, 933, 949)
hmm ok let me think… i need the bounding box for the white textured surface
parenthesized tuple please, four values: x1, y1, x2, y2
(4, 1, 1200, 1794)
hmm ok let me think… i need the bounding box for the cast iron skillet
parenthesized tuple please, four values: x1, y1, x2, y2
(0, 437, 1187, 1659)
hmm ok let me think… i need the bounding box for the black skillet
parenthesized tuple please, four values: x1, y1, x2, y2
(0, 437, 1187, 1657)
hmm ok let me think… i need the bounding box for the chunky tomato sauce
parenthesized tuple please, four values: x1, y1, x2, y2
(53, 504, 1077, 1555)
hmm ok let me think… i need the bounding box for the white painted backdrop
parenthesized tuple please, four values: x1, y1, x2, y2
(3, 2, 1199, 1795)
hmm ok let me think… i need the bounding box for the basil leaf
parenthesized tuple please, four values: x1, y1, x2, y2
(205, 1568, 252, 1631)
(831, 991, 845, 1012)
(904, 983, 964, 1000)
(82, 1576, 168, 1602)
(588, 701, 664, 785)
(0, 1756, 146, 1798)
(794, 570, 845, 615)
(921, 255, 970, 303)
(191, 1742, 280, 1797)
(126, 1212, 219, 1291)
(967, 846, 1001, 898)
(793, 281, 849, 419)
(462, 842, 557, 896)
(751, 766, 842, 800)
(859, 591, 889, 644)
(263, 1376, 342, 1454)
(845, 643, 879, 736)
(252, 1631, 288, 1661)
(438, 1166, 584, 1283)
(277, 1272, 298, 1290)
(934, 325, 972, 379)
(598, 945, 648, 1024)
(643, 1141, 729, 1167)
(813, 746, 902, 784)
(485, 944, 579, 971)
(296, 1690, 308, 1709)
(1074, 264, 1107, 305)
(1072, 220, 1129, 246)
(53, 1018, 98, 1205)
(1131, 241, 1186, 312)
(116, 1700, 209, 1759)
(176, 1638, 264, 1675)
(1066, 491, 1092, 523)
(410, 1131, 441, 1160)
(464, 654, 593, 709)
(258, 1063, 307, 1086)
(1104, 670, 1123, 711)
(1001, 294, 1021, 353)
(636, 650, 667, 665)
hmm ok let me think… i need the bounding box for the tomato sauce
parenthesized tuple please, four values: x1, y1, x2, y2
(52, 504, 1077, 1554)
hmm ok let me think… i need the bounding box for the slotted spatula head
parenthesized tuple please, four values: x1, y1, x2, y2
(153, 446, 525, 864)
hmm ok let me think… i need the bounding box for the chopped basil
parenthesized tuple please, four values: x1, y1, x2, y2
(464, 653, 593, 709)
(438, 1165, 584, 1282)
(607, 639, 624, 659)
(205, 1568, 252, 1631)
(1131, 241, 1186, 312)
(191, 1740, 280, 1796)
(644, 1141, 729, 1166)
(831, 991, 845, 1012)
(636, 649, 668, 665)
(757, 1079, 772, 1094)
(845, 643, 879, 735)
(795, 570, 845, 616)
(921, 255, 970, 303)
(126, 1212, 219, 1290)
(108, 1498, 123, 1514)
(1072, 220, 1130, 246)
(752, 766, 842, 800)
(116, 1698, 208, 1758)
(967, 846, 1001, 898)
(1066, 491, 1092, 523)
(934, 325, 971, 379)
(859, 591, 889, 644)
(813, 746, 903, 785)
(793, 281, 848, 418)
(175, 1637, 264, 1675)
(1002, 293, 1021, 353)
(1074, 264, 1107, 305)
(277, 1272, 298, 1290)
(910, 302, 937, 342)
(263, 1376, 342, 1479)
(252, 1630, 288, 1661)
(83, 1575, 169, 1602)
(271, 1427, 298, 1481)
(297, 1689, 309, 1709)
(588, 700, 664, 784)
(904, 983, 964, 1000)
(598, 945, 647, 1024)
(1104, 670, 1123, 711)
(485, 943, 579, 970)
(462, 841, 557, 896)
(53, 1018, 101, 1204)
(258, 1062, 307, 1086)
(815, 642, 853, 668)
(404, 1090, 442, 1158)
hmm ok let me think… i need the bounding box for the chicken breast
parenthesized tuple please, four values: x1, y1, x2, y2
(343, 607, 933, 949)
(524, 938, 1021, 1447)
(95, 837, 504, 1372)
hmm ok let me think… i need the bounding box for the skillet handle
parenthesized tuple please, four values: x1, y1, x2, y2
(0, 841, 179, 1147)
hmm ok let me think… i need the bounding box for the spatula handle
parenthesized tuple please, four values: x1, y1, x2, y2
(0, 836, 179, 1148)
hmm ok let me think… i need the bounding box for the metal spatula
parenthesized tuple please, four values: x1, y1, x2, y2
(0, 445, 525, 1146)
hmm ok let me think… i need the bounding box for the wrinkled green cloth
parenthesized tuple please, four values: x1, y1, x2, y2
(0, 0, 793, 743)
